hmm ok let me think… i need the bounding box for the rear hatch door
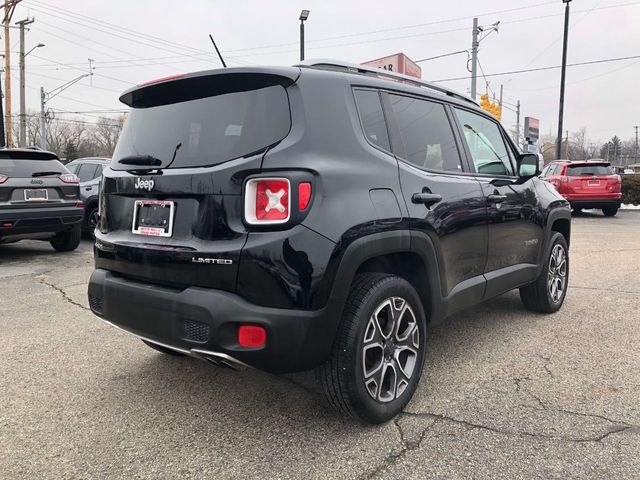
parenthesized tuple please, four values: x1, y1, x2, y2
(98, 68, 298, 291)
(0, 151, 78, 209)
(564, 163, 614, 195)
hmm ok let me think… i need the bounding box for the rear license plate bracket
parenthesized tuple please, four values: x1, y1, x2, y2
(24, 189, 48, 201)
(132, 200, 175, 237)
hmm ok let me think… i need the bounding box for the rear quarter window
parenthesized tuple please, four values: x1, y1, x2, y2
(353, 89, 391, 152)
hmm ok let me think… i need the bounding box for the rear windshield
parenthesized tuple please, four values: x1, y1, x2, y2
(0, 159, 67, 177)
(111, 84, 291, 170)
(566, 164, 611, 176)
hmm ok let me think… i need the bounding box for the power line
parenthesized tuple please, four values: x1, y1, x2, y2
(25, 0, 557, 56)
(23, 0, 253, 66)
(431, 54, 640, 82)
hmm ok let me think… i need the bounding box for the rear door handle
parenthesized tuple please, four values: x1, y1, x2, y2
(85, 187, 92, 191)
(411, 192, 442, 206)
(487, 194, 507, 203)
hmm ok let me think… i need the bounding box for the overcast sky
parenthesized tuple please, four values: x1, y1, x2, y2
(8, 0, 640, 144)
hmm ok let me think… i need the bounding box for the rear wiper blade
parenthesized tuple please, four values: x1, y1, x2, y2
(117, 155, 163, 167)
(32, 171, 62, 177)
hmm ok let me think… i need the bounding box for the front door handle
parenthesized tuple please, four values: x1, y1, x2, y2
(85, 187, 92, 191)
(412, 192, 442, 206)
(487, 194, 507, 203)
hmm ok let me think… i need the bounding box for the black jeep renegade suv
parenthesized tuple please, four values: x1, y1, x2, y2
(88, 60, 571, 424)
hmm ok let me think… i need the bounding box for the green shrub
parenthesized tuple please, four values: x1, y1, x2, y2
(622, 175, 640, 205)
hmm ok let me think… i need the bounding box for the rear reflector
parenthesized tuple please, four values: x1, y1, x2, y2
(76, 202, 85, 209)
(1, 222, 13, 228)
(244, 177, 290, 225)
(238, 325, 266, 348)
(0, 175, 7, 184)
(59, 174, 79, 184)
(298, 182, 312, 210)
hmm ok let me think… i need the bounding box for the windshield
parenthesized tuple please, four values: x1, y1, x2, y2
(111, 84, 291, 170)
(567, 164, 611, 176)
(0, 159, 67, 177)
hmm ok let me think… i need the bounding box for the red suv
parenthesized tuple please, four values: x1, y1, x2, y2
(541, 160, 622, 216)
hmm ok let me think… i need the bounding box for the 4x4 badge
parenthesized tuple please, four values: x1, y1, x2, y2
(134, 177, 155, 191)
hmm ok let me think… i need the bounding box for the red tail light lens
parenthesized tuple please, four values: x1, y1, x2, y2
(0, 175, 7, 184)
(244, 178, 290, 224)
(238, 325, 266, 348)
(59, 174, 79, 184)
(298, 182, 312, 210)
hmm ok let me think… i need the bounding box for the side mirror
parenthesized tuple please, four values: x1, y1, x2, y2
(517, 153, 540, 178)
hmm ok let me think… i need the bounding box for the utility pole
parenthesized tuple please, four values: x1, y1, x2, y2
(3, 0, 21, 147)
(555, 0, 572, 160)
(470, 18, 479, 101)
(515, 100, 521, 148)
(634, 126, 638, 164)
(39, 86, 45, 149)
(16, 17, 33, 147)
(0, 63, 5, 147)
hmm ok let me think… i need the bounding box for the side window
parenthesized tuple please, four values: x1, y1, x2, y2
(66, 163, 78, 174)
(454, 108, 514, 176)
(389, 94, 462, 172)
(540, 164, 551, 177)
(77, 164, 99, 183)
(353, 89, 391, 152)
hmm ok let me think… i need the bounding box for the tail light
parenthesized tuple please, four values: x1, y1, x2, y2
(244, 178, 291, 225)
(59, 174, 79, 184)
(0, 175, 8, 184)
(298, 182, 312, 210)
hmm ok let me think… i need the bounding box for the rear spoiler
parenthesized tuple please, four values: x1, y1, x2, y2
(120, 67, 301, 108)
(0, 149, 59, 160)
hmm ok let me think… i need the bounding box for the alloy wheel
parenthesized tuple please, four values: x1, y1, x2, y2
(547, 244, 567, 303)
(362, 297, 419, 403)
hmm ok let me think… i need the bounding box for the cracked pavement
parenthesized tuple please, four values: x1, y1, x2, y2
(1, 210, 639, 479)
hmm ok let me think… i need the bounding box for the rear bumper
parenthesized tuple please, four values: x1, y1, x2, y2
(87, 268, 342, 373)
(0, 205, 83, 237)
(562, 193, 622, 209)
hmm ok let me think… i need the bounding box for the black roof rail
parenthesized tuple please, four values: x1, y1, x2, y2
(295, 58, 476, 106)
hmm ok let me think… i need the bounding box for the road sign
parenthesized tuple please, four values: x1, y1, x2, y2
(524, 117, 540, 142)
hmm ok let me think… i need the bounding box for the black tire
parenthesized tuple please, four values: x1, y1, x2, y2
(602, 206, 618, 217)
(84, 205, 100, 239)
(317, 273, 427, 424)
(49, 225, 81, 252)
(520, 232, 569, 313)
(142, 340, 185, 356)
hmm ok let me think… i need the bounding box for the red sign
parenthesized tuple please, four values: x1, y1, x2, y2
(362, 53, 422, 79)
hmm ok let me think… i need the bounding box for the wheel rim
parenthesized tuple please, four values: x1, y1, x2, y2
(547, 244, 567, 303)
(88, 209, 99, 230)
(362, 297, 419, 403)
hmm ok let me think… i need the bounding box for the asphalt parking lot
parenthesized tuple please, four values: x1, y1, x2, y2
(1, 211, 639, 479)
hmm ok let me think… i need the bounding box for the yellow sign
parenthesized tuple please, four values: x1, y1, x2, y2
(480, 94, 502, 122)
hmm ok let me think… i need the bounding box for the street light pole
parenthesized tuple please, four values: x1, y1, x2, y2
(39, 72, 91, 150)
(555, 0, 572, 160)
(299, 10, 309, 61)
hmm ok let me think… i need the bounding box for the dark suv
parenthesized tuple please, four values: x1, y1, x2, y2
(88, 61, 571, 424)
(65, 157, 110, 236)
(0, 148, 83, 250)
